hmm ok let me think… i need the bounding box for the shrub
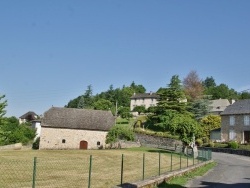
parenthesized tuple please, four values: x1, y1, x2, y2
(32, 137, 40, 150)
(106, 125, 135, 144)
(196, 139, 203, 146)
(208, 142, 215, 148)
(214, 143, 228, 148)
(228, 141, 239, 149)
(202, 137, 209, 144)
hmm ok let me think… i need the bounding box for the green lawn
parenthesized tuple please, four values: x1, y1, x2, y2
(0, 148, 200, 188)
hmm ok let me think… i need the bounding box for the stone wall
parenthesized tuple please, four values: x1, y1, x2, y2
(201, 147, 250, 157)
(135, 133, 182, 151)
(39, 127, 108, 149)
(0, 143, 22, 150)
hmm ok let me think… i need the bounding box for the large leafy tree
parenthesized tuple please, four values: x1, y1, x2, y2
(183, 70, 204, 102)
(93, 99, 112, 111)
(200, 115, 221, 139)
(0, 117, 35, 146)
(170, 114, 201, 144)
(130, 81, 146, 94)
(204, 83, 238, 100)
(239, 91, 250, 99)
(133, 105, 146, 115)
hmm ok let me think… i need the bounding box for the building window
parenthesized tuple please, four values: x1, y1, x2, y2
(97, 141, 100, 146)
(229, 116, 235, 126)
(244, 115, 250, 126)
(62, 139, 66, 143)
(229, 130, 236, 140)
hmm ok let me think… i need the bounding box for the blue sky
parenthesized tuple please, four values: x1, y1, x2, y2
(1, 0, 250, 117)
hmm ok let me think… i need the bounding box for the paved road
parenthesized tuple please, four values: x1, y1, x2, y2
(186, 152, 250, 188)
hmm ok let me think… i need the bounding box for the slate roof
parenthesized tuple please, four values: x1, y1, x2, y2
(130, 92, 160, 99)
(41, 107, 115, 131)
(19, 111, 38, 119)
(210, 99, 230, 113)
(220, 99, 250, 115)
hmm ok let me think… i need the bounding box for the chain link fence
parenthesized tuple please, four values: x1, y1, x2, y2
(0, 149, 211, 188)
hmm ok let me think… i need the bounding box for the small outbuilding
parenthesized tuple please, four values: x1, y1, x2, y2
(39, 107, 115, 150)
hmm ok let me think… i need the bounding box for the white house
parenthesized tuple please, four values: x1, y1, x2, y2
(130, 92, 159, 111)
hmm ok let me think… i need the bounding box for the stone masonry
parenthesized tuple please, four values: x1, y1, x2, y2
(221, 114, 250, 143)
(39, 127, 108, 149)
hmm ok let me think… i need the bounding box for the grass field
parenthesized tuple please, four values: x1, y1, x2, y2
(0, 148, 200, 188)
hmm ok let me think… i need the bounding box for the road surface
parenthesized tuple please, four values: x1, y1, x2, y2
(186, 152, 250, 188)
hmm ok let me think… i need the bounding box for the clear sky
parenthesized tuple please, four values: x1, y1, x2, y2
(1, 0, 250, 117)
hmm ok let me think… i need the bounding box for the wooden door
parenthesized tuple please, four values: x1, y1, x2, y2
(79, 141, 88, 149)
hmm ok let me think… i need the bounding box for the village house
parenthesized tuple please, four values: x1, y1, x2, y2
(39, 107, 115, 150)
(130, 92, 159, 111)
(19, 111, 38, 124)
(220, 99, 250, 143)
(209, 99, 233, 115)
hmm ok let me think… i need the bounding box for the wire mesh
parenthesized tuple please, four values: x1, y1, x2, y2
(0, 149, 210, 188)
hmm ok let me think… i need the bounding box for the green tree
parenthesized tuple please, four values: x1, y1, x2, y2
(170, 114, 201, 144)
(83, 85, 94, 108)
(130, 81, 146, 94)
(147, 75, 190, 131)
(200, 115, 221, 139)
(93, 99, 112, 110)
(202, 76, 216, 88)
(188, 98, 212, 120)
(240, 91, 250, 99)
(205, 83, 238, 100)
(77, 96, 85, 109)
(133, 105, 146, 115)
(156, 75, 188, 114)
(0, 94, 7, 118)
(118, 107, 132, 119)
(105, 125, 135, 144)
(0, 117, 35, 145)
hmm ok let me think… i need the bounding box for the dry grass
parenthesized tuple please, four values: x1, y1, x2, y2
(0, 148, 198, 188)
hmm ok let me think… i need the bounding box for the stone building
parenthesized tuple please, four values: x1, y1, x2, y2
(39, 107, 115, 149)
(130, 92, 160, 111)
(221, 99, 250, 143)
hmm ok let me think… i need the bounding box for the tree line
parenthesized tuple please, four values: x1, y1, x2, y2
(65, 71, 250, 116)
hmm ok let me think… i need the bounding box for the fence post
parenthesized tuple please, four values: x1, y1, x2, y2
(142, 153, 145, 180)
(32, 157, 37, 188)
(202, 149, 204, 161)
(159, 152, 161, 176)
(180, 154, 182, 169)
(121, 154, 124, 185)
(88, 155, 92, 188)
(170, 152, 173, 172)
(193, 152, 195, 166)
